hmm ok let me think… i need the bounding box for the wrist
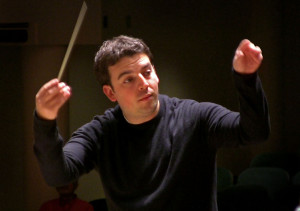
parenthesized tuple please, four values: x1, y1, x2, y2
(35, 109, 57, 121)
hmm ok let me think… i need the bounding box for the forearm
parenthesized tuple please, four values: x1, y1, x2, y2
(33, 111, 79, 186)
(233, 70, 270, 143)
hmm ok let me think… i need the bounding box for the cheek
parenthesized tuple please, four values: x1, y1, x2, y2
(150, 78, 159, 90)
(116, 90, 135, 103)
(117, 94, 136, 111)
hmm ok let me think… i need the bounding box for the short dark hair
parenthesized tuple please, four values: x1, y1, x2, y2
(94, 35, 153, 86)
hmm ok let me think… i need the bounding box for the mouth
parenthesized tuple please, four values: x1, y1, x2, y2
(139, 93, 153, 101)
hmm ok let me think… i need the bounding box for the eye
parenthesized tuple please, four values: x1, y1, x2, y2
(124, 77, 134, 84)
(143, 70, 151, 77)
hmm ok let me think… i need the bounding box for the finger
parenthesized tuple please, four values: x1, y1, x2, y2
(245, 44, 263, 63)
(45, 92, 70, 110)
(44, 78, 60, 89)
(234, 39, 250, 62)
(38, 81, 69, 102)
(36, 79, 60, 100)
(238, 39, 261, 57)
(247, 43, 262, 55)
(36, 86, 71, 119)
(59, 85, 72, 101)
(41, 83, 71, 106)
(237, 39, 250, 51)
(238, 39, 263, 62)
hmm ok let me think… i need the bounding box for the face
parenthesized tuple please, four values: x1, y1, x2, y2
(103, 53, 159, 124)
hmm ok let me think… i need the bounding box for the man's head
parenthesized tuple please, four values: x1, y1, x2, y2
(94, 35, 160, 124)
(94, 35, 154, 87)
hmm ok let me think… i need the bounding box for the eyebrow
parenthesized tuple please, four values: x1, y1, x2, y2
(117, 63, 152, 80)
(117, 71, 133, 80)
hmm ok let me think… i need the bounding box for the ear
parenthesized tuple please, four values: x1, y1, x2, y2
(103, 85, 117, 102)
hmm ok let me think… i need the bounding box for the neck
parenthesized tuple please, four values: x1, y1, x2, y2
(123, 101, 160, 124)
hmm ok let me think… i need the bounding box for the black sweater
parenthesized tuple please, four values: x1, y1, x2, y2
(34, 72, 270, 211)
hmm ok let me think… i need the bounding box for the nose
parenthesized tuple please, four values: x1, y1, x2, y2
(138, 73, 149, 90)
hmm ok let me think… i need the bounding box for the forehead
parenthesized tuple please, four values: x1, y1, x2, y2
(109, 53, 151, 73)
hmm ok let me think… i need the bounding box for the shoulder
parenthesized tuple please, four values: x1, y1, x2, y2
(94, 104, 121, 123)
(79, 105, 121, 129)
(159, 94, 230, 121)
(159, 94, 219, 112)
(70, 105, 122, 141)
(159, 94, 197, 108)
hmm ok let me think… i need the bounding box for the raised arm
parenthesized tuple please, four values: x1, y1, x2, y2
(34, 79, 76, 186)
(204, 39, 270, 148)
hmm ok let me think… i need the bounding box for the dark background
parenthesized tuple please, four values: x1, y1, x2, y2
(0, 0, 299, 210)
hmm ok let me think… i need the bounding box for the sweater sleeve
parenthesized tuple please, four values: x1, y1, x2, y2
(233, 70, 270, 142)
(33, 111, 96, 187)
(203, 70, 270, 148)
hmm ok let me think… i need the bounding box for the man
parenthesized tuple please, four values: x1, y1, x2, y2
(34, 35, 270, 210)
(39, 181, 94, 211)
